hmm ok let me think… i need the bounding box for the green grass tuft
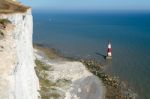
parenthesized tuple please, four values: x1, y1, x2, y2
(0, 19, 11, 25)
(56, 79, 72, 87)
(35, 59, 51, 71)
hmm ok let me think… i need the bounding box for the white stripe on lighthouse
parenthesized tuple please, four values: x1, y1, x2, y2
(108, 52, 112, 57)
(108, 44, 111, 49)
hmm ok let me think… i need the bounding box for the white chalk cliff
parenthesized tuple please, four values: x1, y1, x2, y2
(0, 8, 39, 99)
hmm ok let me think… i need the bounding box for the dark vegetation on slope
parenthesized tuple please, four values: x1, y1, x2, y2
(0, 19, 11, 25)
(0, 19, 11, 40)
(35, 59, 71, 99)
(33, 44, 59, 59)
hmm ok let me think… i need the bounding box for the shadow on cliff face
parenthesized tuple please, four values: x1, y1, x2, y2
(0, 30, 4, 40)
(0, 30, 4, 51)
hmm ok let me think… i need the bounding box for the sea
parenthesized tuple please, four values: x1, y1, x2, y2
(33, 11, 150, 99)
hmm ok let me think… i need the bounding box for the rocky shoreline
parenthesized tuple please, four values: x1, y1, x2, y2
(81, 60, 138, 99)
(34, 44, 139, 99)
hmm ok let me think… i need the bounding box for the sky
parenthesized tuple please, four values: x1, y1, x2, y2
(20, 0, 150, 11)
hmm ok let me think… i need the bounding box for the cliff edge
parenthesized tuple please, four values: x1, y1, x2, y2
(0, 0, 29, 14)
(0, 1, 39, 99)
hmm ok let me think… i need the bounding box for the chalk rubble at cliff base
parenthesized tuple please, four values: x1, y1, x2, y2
(34, 48, 106, 99)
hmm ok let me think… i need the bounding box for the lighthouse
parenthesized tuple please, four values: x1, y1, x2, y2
(106, 41, 112, 59)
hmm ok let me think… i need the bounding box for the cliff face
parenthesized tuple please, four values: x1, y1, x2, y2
(0, 9, 39, 99)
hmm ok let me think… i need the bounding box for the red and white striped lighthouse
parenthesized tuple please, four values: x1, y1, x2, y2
(106, 41, 112, 59)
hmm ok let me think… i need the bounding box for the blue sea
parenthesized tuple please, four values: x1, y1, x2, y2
(33, 11, 150, 99)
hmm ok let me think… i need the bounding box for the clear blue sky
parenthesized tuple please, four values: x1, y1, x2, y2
(20, 0, 150, 11)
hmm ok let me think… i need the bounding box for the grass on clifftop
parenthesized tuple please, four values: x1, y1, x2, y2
(0, 0, 30, 13)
